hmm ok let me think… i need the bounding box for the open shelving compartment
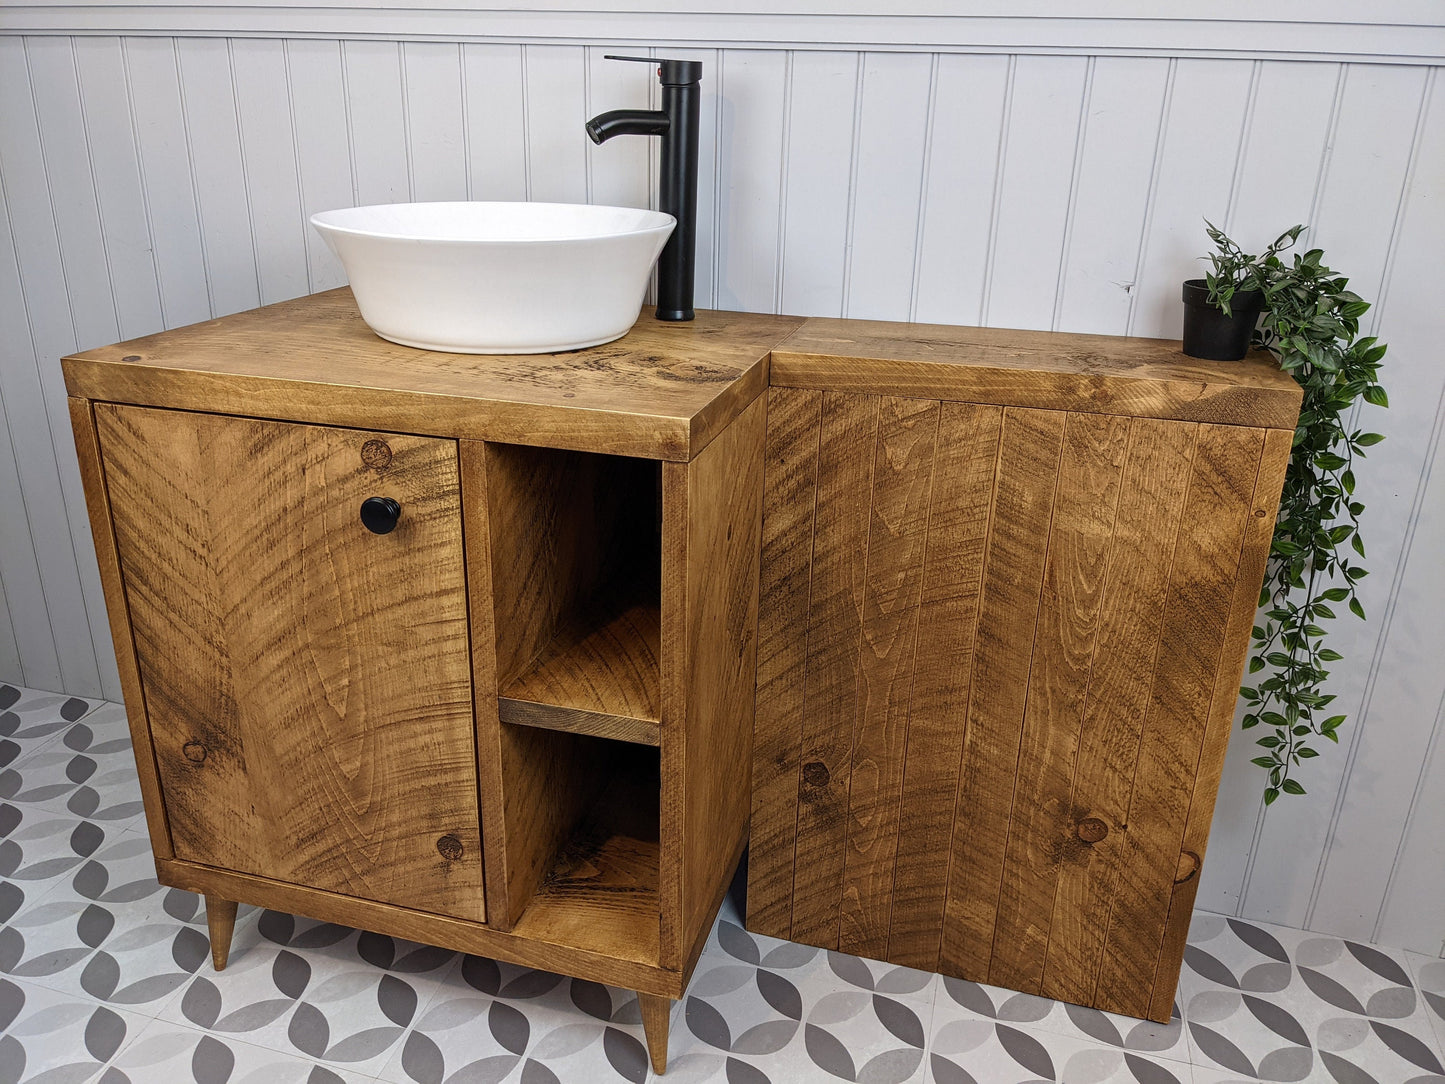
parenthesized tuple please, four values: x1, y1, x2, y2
(482, 442, 665, 963)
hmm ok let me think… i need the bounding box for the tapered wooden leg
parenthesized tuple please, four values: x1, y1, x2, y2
(638, 992, 672, 1074)
(204, 896, 238, 971)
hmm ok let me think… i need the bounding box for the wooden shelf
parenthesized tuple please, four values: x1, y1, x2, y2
(512, 755, 660, 965)
(498, 599, 661, 744)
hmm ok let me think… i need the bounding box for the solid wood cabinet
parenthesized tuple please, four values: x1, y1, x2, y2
(65, 290, 805, 1073)
(746, 320, 1299, 1023)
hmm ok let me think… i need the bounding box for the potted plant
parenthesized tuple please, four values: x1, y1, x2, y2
(1197, 223, 1389, 803)
(1182, 222, 1291, 360)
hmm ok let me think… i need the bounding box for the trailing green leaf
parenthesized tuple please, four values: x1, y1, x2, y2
(1203, 223, 1388, 804)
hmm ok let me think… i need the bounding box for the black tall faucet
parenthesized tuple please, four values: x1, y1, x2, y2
(585, 55, 701, 322)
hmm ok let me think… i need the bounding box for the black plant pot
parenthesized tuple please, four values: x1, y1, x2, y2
(1181, 278, 1262, 361)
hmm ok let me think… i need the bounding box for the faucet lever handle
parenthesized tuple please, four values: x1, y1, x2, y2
(603, 54, 702, 86)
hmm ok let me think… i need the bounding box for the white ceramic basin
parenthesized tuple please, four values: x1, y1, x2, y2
(310, 202, 676, 354)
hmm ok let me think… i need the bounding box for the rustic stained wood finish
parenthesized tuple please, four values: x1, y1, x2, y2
(95, 404, 485, 922)
(748, 386, 1294, 1022)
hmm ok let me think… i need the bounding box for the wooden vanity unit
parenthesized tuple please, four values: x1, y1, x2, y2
(64, 289, 804, 1073)
(746, 319, 1300, 1023)
(64, 289, 1300, 1065)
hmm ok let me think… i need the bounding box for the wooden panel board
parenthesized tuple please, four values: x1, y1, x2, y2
(95, 404, 484, 922)
(885, 402, 1002, 968)
(837, 396, 938, 959)
(64, 291, 802, 462)
(660, 392, 766, 970)
(787, 393, 880, 948)
(770, 317, 1302, 430)
(747, 387, 823, 938)
(1039, 418, 1197, 1007)
(940, 407, 1065, 981)
(1093, 423, 1262, 1018)
(989, 411, 1130, 994)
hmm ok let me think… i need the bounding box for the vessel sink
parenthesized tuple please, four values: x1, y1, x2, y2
(310, 202, 675, 354)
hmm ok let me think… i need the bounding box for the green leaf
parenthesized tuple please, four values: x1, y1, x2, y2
(1249, 657, 1266, 673)
(1321, 587, 1350, 602)
(1351, 534, 1366, 557)
(1318, 647, 1343, 661)
(1363, 384, 1389, 408)
(1349, 597, 1366, 620)
(1355, 432, 1385, 446)
(1265, 787, 1280, 805)
(1251, 756, 1276, 769)
(1281, 778, 1306, 796)
(1258, 735, 1282, 749)
(1298, 747, 1320, 758)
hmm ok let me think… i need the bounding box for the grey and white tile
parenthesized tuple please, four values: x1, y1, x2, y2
(1406, 952, 1445, 1060)
(105, 1016, 376, 1084)
(0, 974, 148, 1083)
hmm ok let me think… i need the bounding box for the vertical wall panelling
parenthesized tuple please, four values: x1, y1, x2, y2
(342, 40, 411, 206)
(1, 28, 1443, 955)
(1235, 62, 1433, 931)
(713, 50, 787, 313)
(584, 46, 651, 210)
(0, 37, 107, 699)
(460, 44, 528, 203)
(1054, 57, 1171, 335)
(984, 54, 1090, 331)
(1128, 59, 1256, 341)
(71, 37, 164, 339)
(1308, 69, 1445, 947)
(522, 46, 587, 206)
(844, 52, 934, 322)
(912, 53, 1011, 327)
(402, 41, 467, 205)
(777, 51, 858, 317)
(175, 38, 261, 318)
(285, 39, 351, 292)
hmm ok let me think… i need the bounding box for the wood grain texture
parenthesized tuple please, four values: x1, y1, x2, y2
(63, 289, 804, 461)
(660, 393, 766, 969)
(989, 411, 1130, 995)
(746, 387, 823, 938)
(788, 393, 881, 949)
(66, 396, 173, 861)
(96, 404, 485, 922)
(770, 318, 1302, 430)
(1040, 419, 1197, 1007)
(838, 396, 938, 959)
(204, 896, 238, 970)
(885, 402, 1001, 969)
(1093, 423, 1263, 1019)
(941, 407, 1066, 982)
(158, 856, 684, 996)
(638, 993, 672, 1075)
(497, 696, 661, 746)
(1147, 424, 1292, 1020)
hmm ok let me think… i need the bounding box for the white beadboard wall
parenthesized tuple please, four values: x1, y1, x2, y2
(1, 12, 1443, 958)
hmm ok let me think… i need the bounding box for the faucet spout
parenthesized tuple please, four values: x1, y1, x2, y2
(586, 109, 669, 144)
(586, 55, 701, 321)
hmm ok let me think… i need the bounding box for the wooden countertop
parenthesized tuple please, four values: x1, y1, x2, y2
(64, 289, 1302, 460)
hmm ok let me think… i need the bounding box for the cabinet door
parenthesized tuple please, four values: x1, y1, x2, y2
(96, 404, 484, 922)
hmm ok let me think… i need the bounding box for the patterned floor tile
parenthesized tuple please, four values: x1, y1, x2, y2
(927, 992, 1193, 1084)
(0, 799, 139, 926)
(1405, 952, 1445, 1067)
(1180, 913, 1445, 1083)
(0, 973, 148, 1083)
(0, 683, 100, 779)
(0, 703, 146, 833)
(103, 1016, 376, 1083)
(160, 909, 459, 1079)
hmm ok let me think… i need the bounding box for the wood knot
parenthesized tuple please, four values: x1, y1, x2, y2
(802, 761, 830, 788)
(361, 439, 394, 470)
(121, 355, 141, 363)
(1254, 508, 1268, 519)
(1174, 850, 1201, 884)
(436, 834, 464, 861)
(182, 741, 207, 764)
(1076, 817, 1109, 844)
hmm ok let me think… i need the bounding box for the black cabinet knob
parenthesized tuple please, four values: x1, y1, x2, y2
(360, 496, 401, 534)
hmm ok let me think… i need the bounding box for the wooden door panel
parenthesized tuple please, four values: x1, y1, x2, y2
(96, 404, 484, 922)
(749, 396, 1286, 1022)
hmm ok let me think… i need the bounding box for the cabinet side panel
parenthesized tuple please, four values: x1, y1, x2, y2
(661, 393, 766, 972)
(95, 404, 484, 922)
(1148, 425, 1292, 1020)
(747, 387, 823, 939)
(1093, 423, 1263, 1019)
(837, 396, 939, 960)
(989, 411, 1131, 995)
(1040, 418, 1197, 1006)
(66, 396, 173, 860)
(885, 402, 1001, 970)
(789, 393, 881, 949)
(940, 407, 1065, 982)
